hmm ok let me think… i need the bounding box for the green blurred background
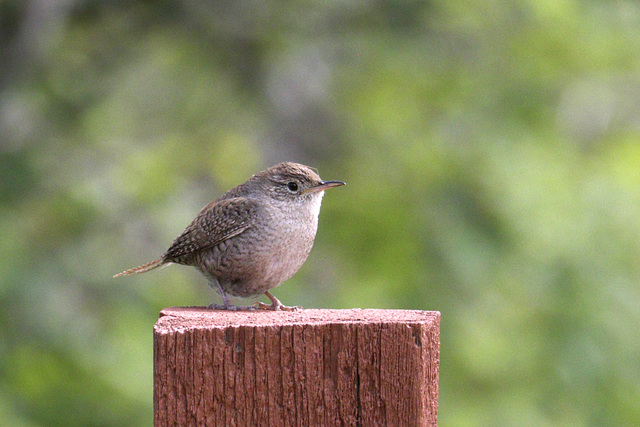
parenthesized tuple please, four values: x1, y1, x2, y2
(2, 0, 640, 425)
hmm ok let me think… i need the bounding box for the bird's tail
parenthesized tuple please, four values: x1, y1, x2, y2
(113, 258, 166, 278)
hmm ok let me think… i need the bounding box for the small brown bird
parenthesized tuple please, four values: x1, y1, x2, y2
(114, 162, 345, 310)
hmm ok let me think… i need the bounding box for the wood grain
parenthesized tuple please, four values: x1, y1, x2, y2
(154, 308, 440, 426)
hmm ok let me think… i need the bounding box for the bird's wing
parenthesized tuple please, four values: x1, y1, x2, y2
(163, 197, 258, 262)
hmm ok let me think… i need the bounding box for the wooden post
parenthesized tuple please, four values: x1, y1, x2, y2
(154, 308, 440, 426)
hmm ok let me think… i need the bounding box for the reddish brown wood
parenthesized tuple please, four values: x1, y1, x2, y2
(154, 308, 440, 426)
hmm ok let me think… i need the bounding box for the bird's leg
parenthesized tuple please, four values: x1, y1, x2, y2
(253, 291, 302, 311)
(207, 283, 256, 311)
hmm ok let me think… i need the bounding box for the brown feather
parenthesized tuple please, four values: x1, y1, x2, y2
(113, 258, 165, 277)
(162, 197, 257, 264)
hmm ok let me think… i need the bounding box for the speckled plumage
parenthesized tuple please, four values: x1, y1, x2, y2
(114, 162, 344, 310)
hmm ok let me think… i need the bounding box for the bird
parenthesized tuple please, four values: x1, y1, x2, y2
(114, 162, 345, 311)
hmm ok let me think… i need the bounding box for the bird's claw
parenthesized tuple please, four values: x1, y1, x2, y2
(252, 301, 301, 311)
(207, 303, 257, 311)
(254, 291, 302, 311)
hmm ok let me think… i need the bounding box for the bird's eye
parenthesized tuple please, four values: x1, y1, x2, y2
(287, 182, 299, 192)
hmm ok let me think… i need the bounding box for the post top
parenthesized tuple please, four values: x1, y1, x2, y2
(156, 307, 440, 333)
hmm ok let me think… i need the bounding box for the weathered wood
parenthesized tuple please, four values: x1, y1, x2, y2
(154, 308, 440, 426)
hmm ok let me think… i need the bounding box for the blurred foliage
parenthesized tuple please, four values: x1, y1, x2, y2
(2, 0, 640, 425)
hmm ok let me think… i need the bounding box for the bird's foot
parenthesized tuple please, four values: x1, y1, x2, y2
(207, 303, 257, 311)
(253, 301, 301, 311)
(208, 285, 257, 310)
(253, 292, 302, 311)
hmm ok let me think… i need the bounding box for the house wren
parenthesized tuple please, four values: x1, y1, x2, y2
(114, 162, 345, 311)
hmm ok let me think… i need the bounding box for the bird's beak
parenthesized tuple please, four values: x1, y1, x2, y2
(303, 180, 346, 194)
